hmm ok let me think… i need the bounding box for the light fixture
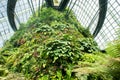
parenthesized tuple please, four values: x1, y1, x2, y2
(53, 0, 62, 6)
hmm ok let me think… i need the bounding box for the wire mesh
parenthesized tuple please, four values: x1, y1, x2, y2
(67, 0, 99, 30)
(66, 0, 120, 49)
(14, 0, 44, 29)
(0, 0, 120, 50)
(95, 0, 120, 49)
(0, 0, 14, 47)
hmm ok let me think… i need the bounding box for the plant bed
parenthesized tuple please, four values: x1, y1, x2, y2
(0, 7, 108, 80)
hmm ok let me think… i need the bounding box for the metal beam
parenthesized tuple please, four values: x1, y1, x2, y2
(93, 0, 108, 37)
(58, 0, 70, 11)
(7, 0, 17, 31)
(45, 0, 53, 7)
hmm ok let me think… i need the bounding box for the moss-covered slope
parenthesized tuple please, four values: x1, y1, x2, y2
(0, 7, 120, 80)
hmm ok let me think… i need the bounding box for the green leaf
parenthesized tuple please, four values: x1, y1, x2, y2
(57, 70, 62, 80)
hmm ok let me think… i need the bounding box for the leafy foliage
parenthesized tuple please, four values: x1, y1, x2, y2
(106, 40, 120, 57)
(73, 46, 120, 80)
(0, 7, 102, 80)
(77, 38, 99, 53)
(106, 27, 120, 57)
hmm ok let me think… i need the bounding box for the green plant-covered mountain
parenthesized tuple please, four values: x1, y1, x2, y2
(0, 7, 120, 80)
